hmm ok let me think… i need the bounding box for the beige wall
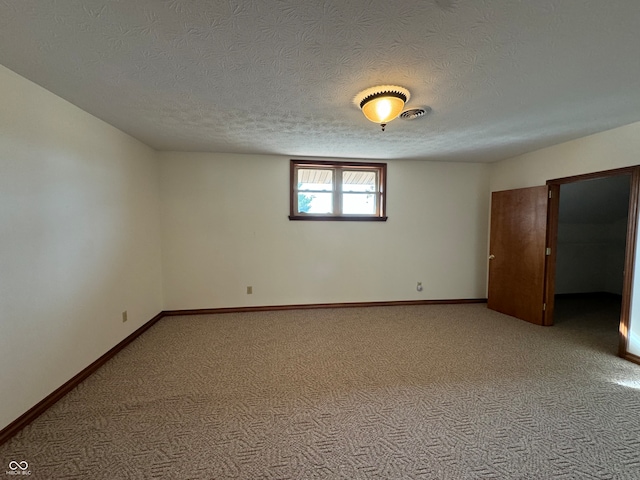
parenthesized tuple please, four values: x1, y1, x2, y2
(556, 220, 627, 295)
(159, 152, 491, 309)
(0, 66, 164, 430)
(490, 121, 640, 192)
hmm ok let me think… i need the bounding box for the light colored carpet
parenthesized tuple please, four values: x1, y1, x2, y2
(2, 301, 640, 479)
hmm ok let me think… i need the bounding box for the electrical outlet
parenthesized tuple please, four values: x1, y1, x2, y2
(416, 282, 423, 292)
(122, 311, 128, 323)
(247, 286, 253, 295)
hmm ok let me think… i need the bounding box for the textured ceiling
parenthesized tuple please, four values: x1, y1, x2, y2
(1, 0, 639, 162)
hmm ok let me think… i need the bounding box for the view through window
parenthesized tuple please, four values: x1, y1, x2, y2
(289, 160, 387, 221)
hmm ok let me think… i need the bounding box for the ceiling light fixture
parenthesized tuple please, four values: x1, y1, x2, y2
(354, 85, 410, 131)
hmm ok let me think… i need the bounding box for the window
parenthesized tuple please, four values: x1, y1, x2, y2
(289, 160, 387, 221)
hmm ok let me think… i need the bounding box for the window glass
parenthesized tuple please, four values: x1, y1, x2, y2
(342, 171, 376, 192)
(298, 169, 333, 191)
(290, 160, 387, 221)
(342, 193, 376, 214)
(298, 192, 333, 214)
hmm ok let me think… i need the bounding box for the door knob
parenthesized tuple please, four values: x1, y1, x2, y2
(489, 254, 495, 260)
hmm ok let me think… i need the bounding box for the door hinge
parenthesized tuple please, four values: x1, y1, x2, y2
(546, 247, 551, 256)
(543, 303, 546, 311)
(549, 190, 552, 198)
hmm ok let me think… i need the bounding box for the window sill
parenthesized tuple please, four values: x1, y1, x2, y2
(288, 215, 388, 222)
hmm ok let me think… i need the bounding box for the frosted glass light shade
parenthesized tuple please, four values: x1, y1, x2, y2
(361, 95, 406, 124)
(355, 85, 410, 126)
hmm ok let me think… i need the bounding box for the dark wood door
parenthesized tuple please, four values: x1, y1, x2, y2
(488, 186, 550, 325)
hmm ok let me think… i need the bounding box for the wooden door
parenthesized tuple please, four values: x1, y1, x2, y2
(488, 186, 551, 325)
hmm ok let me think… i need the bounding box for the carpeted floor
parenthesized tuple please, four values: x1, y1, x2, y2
(2, 300, 640, 479)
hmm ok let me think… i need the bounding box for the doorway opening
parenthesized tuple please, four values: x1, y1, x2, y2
(552, 175, 631, 354)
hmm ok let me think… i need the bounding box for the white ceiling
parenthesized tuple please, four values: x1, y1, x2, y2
(1, 0, 639, 162)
